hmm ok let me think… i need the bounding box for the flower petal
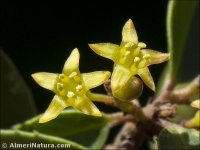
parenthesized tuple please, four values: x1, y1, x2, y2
(141, 49, 170, 66)
(111, 65, 132, 93)
(89, 43, 119, 62)
(137, 67, 155, 91)
(63, 48, 80, 74)
(73, 95, 102, 116)
(191, 100, 200, 109)
(122, 19, 138, 44)
(39, 95, 68, 123)
(185, 110, 200, 128)
(82, 71, 111, 90)
(32, 72, 58, 91)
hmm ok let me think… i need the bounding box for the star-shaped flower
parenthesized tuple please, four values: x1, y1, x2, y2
(89, 19, 170, 100)
(32, 48, 110, 123)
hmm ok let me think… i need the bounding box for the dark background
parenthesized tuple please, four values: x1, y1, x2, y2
(1, 1, 169, 113)
(1, 1, 200, 149)
(0, 0, 173, 149)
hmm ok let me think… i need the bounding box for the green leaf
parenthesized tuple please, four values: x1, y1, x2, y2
(167, 1, 198, 81)
(0, 129, 86, 150)
(158, 126, 200, 150)
(0, 49, 37, 128)
(12, 109, 110, 149)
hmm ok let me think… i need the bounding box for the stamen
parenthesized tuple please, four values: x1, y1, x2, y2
(57, 83, 63, 91)
(58, 74, 65, 80)
(143, 54, 150, 59)
(120, 46, 127, 57)
(76, 85, 83, 92)
(133, 48, 140, 56)
(138, 42, 147, 48)
(67, 91, 75, 98)
(125, 51, 131, 56)
(74, 76, 81, 83)
(69, 72, 77, 78)
(119, 57, 126, 64)
(131, 64, 137, 74)
(57, 83, 66, 96)
(134, 57, 141, 63)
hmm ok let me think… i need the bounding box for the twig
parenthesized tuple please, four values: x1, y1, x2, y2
(105, 112, 136, 128)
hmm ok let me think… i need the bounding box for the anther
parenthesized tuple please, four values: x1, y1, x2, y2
(58, 74, 65, 80)
(57, 83, 63, 91)
(138, 42, 147, 48)
(134, 57, 141, 63)
(76, 85, 83, 92)
(67, 91, 75, 98)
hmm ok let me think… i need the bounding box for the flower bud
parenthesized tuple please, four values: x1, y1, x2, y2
(113, 76, 143, 101)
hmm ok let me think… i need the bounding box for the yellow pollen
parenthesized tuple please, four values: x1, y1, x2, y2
(69, 72, 77, 78)
(76, 85, 83, 92)
(138, 42, 147, 48)
(143, 54, 150, 59)
(67, 91, 75, 98)
(134, 57, 141, 63)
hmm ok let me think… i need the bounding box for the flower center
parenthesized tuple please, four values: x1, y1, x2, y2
(56, 72, 85, 99)
(118, 42, 150, 74)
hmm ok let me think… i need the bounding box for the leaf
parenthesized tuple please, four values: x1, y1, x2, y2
(0, 49, 37, 128)
(158, 126, 200, 150)
(166, 1, 198, 81)
(0, 129, 86, 150)
(157, 1, 198, 94)
(13, 109, 110, 149)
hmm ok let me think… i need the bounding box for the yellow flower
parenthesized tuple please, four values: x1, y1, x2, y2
(32, 48, 110, 123)
(89, 19, 170, 100)
(191, 100, 200, 109)
(185, 111, 200, 128)
(185, 100, 200, 128)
